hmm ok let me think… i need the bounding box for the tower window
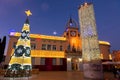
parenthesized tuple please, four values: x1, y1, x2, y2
(70, 23, 73, 26)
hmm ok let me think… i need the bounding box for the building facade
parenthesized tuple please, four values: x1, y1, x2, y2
(99, 41, 111, 60)
(112, 50, 120, 69)
(5, 18, 111, 71)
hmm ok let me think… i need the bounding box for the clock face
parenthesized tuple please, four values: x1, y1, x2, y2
(70, 31, 76, 37)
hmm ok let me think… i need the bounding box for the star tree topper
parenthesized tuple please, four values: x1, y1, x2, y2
(25, 10, 32, 16)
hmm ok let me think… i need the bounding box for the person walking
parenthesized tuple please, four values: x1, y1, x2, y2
(112, 66, 117, 78)
(116, 69, 120, 79)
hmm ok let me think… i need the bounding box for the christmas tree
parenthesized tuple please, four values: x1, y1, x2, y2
(5, 10, 32, 77)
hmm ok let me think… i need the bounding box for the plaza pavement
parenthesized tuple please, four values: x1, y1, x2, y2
(0, 71, 119, 80)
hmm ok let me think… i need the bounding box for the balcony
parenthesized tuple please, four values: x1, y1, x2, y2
(65, 50, 82, 57)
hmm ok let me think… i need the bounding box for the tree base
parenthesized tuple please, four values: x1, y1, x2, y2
(4, 70, 31, 77)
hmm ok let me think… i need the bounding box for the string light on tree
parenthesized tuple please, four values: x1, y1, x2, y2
(5, 10, 32, 77)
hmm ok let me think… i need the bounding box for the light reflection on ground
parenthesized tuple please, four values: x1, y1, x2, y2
(0, 71, 116, 80)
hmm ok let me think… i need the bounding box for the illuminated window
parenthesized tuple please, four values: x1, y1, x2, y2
(47, 44, 51, 50)
(100, 54, 103, 59)
(41, 44, 46, 50)
(60, 45, 62, 51)
(52, 45, 56, 50)
(60, 58, 63, 65)
(31, 43, 36, 50)
(52, 58, 56, 65)
(40, 58, 45, 65)
(109, 54, 112, 60)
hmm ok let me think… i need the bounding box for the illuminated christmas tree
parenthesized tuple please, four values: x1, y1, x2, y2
(5, 10, 32, 77)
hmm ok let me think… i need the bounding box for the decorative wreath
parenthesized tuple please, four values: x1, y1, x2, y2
(14, 45, 25, 57)
(23, 65, 31, 70)
(25, 47, 31, 57)
(21, 30, 27, 39)
(10, 64, 22, 70)
(26, 31, 30, 40)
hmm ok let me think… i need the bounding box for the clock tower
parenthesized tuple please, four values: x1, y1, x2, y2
(62, 17, 82, 71)
(62, 17, 82, 52)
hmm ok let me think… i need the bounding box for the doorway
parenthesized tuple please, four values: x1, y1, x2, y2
(71, 58, 79, 71)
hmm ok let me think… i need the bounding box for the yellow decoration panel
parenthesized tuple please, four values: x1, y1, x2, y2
(31, 50, 65, 58)
(11, 49, 65, 58)
(9, 56, 31, 64)
(25, 40, 31, 47)
(22, 26, 30, 31)
(17, 39, 26, 46)
(23, 57, 31, 64)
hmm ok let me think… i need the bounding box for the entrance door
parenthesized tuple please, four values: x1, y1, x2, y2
(45, 58, 52, 71)
(71, 58, 79, 71)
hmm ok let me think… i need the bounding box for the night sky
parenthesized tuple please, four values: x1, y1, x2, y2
(0, 0, 120, 52)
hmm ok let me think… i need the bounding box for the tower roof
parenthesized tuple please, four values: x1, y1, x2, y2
(66, 17, 78, 28)
(78, 2, 93, 9)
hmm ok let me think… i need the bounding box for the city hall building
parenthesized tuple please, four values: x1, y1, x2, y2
(5, 18, 111, 71)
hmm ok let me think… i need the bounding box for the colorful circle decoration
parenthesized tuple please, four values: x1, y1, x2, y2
(23, 65, 31, 70)
(25, 47, 31, 57)
(10, 64, 22, 70)
(14, 45, 25, 57)
(26, 31, 30, 40)
(21, 30, 27, 39)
